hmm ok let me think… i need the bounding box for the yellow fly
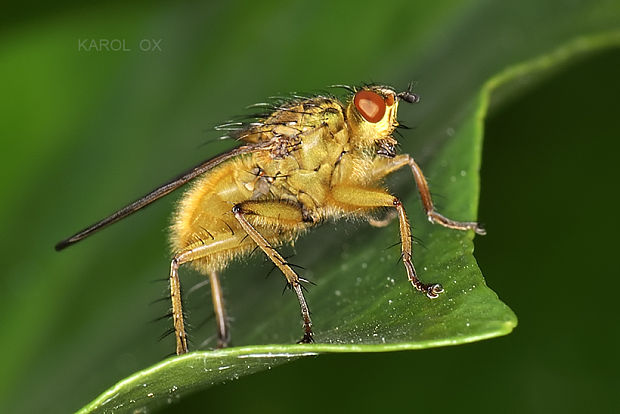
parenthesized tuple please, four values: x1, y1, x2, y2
(56, 84, 485, 355)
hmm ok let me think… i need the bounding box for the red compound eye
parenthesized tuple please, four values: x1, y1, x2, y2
(354, 90, 386, 123)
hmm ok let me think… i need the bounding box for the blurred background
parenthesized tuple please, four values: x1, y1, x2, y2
(1, 0, 619, 413)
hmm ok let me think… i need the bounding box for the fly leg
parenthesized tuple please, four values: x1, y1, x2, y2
(209, 271, 230, 348)
(170, 247, 219, 355)
(169, 236, 248, 354)
(370, 154, 485, 235)
(232, 201, 314, 343)
(331, 185, 443, 298)
(169, 252, 191, 355)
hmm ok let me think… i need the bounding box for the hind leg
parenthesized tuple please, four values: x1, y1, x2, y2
(169, 236, 247, 354)
(232, 201, 314, 343)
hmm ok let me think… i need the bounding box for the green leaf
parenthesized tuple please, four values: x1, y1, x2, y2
(1, 1, 618, 413)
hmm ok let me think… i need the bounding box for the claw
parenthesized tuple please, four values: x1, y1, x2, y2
(426, 283, 444, 299)
(297, 331, 314, 344)
(474, 225, 487, 236)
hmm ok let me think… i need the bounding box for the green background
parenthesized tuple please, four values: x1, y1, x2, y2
(1, 0, 619, 413)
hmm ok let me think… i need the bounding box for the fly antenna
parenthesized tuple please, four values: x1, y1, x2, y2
(397, 82, 420, 103)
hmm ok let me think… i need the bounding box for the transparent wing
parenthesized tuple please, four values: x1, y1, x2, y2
(55, 142, 272, 251)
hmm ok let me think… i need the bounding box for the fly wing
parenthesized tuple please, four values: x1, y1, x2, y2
(55, 141, 273, 251)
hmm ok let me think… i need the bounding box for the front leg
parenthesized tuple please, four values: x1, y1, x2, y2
(331, 186, 443, 298)
(371, 154, 486, 235)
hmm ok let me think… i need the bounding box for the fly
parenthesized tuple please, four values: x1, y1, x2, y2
(56, 84, 485, 355)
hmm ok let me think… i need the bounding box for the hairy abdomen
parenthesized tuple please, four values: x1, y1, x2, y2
(169, 157, 306, 273)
